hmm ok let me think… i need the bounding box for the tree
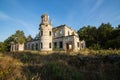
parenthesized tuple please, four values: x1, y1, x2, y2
(77, 25, 98, 48)
(0, 42, 7, 52)
(98, 23, 113, 48)
(77, 22, 120, 49)
(26, 35, 33, 41)
(4, 35, 15, 51)
(34, 33, 40, 40)
(14, 30, 26, 44)
(3, 30, 26, 51)
(117, 24, 120, 29)
(105, 26, 120, 49)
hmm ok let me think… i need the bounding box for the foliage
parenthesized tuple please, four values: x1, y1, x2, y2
(13, 30, 26, 44)
(0, 53, 25, 80)
(2, 30, 26, 51)
(0, 51, 120, 80)
(78, 23, 120, 49)
(41, 62, 84, 80)
(26, 35, 33, 41)
(34, 33, 40, 40)
(1, 22, 120, 51)
(4, 30, 26, 44)
(0, 42, 7, 52)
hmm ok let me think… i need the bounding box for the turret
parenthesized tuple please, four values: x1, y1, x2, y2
(39, 14, 52, 51)
(40, 14, 49, 25)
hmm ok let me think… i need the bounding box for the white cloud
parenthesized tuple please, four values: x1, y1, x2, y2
(16, 19, 37, 36)
(84, 0, 104, 24)
(0, 11, 37, 37)
(0, 11, 13, 20)
(89, 0, 104, 14)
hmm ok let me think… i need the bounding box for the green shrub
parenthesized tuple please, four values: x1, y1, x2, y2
(41, 62, 84, 80)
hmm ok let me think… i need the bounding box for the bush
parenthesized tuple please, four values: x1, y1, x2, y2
(0, 42, 7, 52)
(89, 44, 101, 50)
(41, 62, 84, 80)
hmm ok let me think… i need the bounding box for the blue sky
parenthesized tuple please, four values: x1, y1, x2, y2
(0, 0, 120, 42)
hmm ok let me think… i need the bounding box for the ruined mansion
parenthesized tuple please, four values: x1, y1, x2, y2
(11, 14, 85, 51)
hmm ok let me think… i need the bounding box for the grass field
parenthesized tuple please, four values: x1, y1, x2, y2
(0, 49, 120, 80)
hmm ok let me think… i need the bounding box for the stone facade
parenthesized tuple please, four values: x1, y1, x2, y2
(11, 43, 24, 51)
(25, 40, 39, 50)
(11, 14, 85, 52)
(52, 25, 81, 51)
(39, 14, 52, 51)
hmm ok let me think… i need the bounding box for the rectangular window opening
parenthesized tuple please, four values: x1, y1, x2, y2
(77, 42, 79, 47)
(41, 31, 43, 36)
(49, 31, 51, 36)
(54, 42, 57, 48)
(41, 43, 43, 48)
(49, 42, 51, 48)
(59, 41, 63, 48)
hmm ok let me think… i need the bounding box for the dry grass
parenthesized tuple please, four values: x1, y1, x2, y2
(0, 50, 120, 80)
(0, 52, 27, 80)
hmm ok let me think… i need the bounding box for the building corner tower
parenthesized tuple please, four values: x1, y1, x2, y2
(39, 14, 52, 51)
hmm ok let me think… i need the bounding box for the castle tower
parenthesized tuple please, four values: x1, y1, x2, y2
(39, 14, 52, 51)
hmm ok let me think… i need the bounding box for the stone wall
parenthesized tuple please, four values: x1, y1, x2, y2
(11, 43, 24, 51)
(25, 40, 39, 50)
(10, 14, 85, 52)
(39, 14, 52, 51)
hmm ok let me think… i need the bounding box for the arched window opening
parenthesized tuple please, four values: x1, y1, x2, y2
(49, 43, 51, 48)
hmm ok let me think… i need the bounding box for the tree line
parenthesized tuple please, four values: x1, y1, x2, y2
(0, 30, 39, 52)
(0, 22, 120, 52)
(77, 23, 120, 49)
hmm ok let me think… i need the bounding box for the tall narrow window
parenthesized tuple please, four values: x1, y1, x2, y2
(54, 42, 57, 48)
(36, 43, 38, 50)
(11, 46, 13, 51)
(24, 44, 27, 50)
(41, 43, 43, 48)
(32, 44, 34, 50)
(15, 45, 18, 51)
(60, 29, 63, 36)
(77, 42, 79, 47)
(54, 32, 57, 37)
(28, 44, 30, 50)
(49, 42, 51, 48)
(49, 31, 51, 36)
(59, 41, 63, 48)
(41, 31, 43, 36)
(68, 31, 70, 36)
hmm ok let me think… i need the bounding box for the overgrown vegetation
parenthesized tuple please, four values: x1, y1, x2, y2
(1, 30, 26, 52)
(0, 23, 120, 79)
(0, 42, 7, 52)
(0, 50, 120, 80)
(0, 30, 40, 52)
(77, 23, 120, 49)
(0, 22, 120, 52)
